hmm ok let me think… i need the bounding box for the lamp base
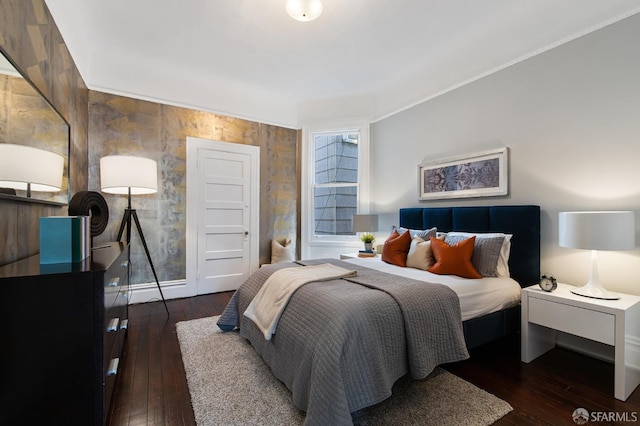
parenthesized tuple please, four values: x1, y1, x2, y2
(570, 284, 620, 300)
(569, 249, 620, 300)
(117, 206, 170, 316)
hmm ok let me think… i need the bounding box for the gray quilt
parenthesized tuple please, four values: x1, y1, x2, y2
(217, 259, 469, 425)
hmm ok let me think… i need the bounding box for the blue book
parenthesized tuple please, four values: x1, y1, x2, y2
(39, 216, 90, 264)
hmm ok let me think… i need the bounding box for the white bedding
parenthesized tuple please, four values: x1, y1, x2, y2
(343, 256, 521, 321)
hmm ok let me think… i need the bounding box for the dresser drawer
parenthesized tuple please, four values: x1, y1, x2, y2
(104, 276, 120, 309)
(111, 289, 129, 351)
(103, 315, 119, 367)
(103, 254, 128, 315)
(103, 354, 120, 418)
(98, 243, 130, 424)
(102, 250, 129, 387)
(103, 307, 127, 359)
(528, 296, 615, 345)
(104, 259, 129, 306)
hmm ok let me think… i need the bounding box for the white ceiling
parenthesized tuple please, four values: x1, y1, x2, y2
(45, 0, 640, 129)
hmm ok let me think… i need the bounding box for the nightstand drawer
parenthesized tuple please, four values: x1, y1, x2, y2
(528, 296, 615, 345)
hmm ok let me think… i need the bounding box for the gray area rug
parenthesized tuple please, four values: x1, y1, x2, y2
(176, 316, 512, 426)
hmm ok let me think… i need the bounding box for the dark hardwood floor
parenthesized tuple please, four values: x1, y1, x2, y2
(108, 293, 640, 425)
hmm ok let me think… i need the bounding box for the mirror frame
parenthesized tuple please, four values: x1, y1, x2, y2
(0, 45, 70, 207)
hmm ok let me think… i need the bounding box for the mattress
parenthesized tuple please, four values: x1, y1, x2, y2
(343, 256, 521, 321)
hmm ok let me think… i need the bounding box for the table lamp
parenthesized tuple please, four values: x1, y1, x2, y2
(352, 214, 378, 252)
(559, 211, 635, 300)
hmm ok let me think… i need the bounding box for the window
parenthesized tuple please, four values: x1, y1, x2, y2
(313, 133, 358, 236)
(301, 120, 370, 257)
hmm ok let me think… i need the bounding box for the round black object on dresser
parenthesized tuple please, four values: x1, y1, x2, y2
(69, 190, 109, 237)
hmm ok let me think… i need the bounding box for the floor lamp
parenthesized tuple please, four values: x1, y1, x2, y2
(100, 155, 169, 315)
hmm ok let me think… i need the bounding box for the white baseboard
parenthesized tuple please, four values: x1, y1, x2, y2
(626, 335, 640, 371)
(556, 332, 614, 363)
(128, 279, 188, 304)
(557, 332, 640, 372)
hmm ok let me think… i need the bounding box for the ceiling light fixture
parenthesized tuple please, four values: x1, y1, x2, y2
(285, 0, 323, 22)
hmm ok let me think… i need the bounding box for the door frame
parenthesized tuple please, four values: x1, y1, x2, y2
(185, 137, 260, 297)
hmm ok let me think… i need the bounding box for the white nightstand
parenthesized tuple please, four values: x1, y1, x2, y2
(521, 283, 640, 401)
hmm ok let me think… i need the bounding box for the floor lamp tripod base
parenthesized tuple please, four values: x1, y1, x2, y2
(117, 207, 170, 316)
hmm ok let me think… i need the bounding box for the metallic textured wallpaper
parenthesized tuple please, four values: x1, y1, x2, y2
(88, 92, 299, 284)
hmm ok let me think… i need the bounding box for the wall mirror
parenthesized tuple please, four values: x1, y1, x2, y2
(0, 47, 70, 206)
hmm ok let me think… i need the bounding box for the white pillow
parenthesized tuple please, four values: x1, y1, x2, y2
(444, 232, 512, 277)
(271, 237, 295, 263)
(405, 237, 435, 270)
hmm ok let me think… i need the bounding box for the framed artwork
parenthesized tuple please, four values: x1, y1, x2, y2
(418, 147, 508, 200)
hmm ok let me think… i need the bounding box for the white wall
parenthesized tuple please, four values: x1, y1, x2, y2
(370, 13, 640, 295)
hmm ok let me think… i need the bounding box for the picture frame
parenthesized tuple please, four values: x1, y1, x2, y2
(418, 147, 508, 200)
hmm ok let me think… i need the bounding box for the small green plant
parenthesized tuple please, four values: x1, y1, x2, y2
(360, 233, 375, 243)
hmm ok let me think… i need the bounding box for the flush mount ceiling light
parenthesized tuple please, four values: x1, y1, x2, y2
(285, 0, 323, 22)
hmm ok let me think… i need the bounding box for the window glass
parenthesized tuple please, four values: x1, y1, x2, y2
(312, 133, 359, 236)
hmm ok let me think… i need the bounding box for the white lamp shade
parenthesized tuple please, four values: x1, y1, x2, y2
(100, 155, 158, 195)
(352, 214, 379, 233)
(559, 211, 635, 251)
(285, 0, 323, 22)
(0, 143, 64, 192)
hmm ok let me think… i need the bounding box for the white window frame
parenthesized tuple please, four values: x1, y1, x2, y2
(301, 119, 370, 259)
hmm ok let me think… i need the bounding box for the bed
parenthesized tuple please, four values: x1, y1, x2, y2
(397, 205, 540, 348)
(218, 205, 540, 425)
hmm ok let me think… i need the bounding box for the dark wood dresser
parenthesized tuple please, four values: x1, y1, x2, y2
(0, 242, 130, 425)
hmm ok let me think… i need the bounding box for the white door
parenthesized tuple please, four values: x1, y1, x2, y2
(186, 137, 259, 295)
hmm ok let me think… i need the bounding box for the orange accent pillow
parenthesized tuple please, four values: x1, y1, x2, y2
(428, 236, 482, 279)
(381, 229, 412, 267)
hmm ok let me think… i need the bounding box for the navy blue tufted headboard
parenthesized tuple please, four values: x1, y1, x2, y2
(399, 205, 540, 287)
